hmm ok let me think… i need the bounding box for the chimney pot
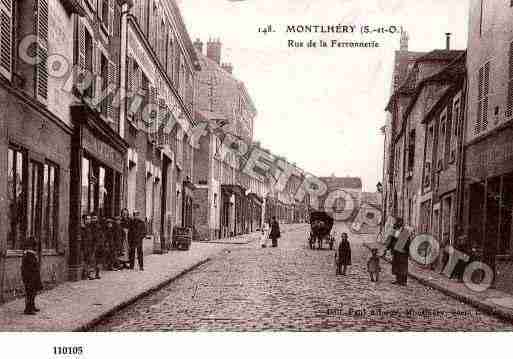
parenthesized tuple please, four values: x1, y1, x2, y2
(445, 33, 451, 50)
(207, 38, 222, 64)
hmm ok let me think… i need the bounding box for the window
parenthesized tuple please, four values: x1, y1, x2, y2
(475, 62, 490, 135)
(438, 114, 446, 170)
(407, 129, 415, 173)
(42, 162, 58, 249)
(450, 98, 460, 163)
(84, 29, 94, 99)
(100, 53, 108, 116)
(7, 146, 59, 251)
(7, 146, 26, 250)
(101, 0, 109, 29)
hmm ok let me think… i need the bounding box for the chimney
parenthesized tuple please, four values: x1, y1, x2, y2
(193, 38, 203, 54)
(400, 30, 409, 51)
(445, 33, 451, 50)
(222, 63, 233, 74)
(206, 38, 221, 64)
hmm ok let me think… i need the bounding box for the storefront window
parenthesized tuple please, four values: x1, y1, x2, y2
(27, 161, 42, 245)
(82, 155, 119, 219)
(7, 147, 26, 250)
(81, 157, 90, 218)
(42, 162, 58, 249)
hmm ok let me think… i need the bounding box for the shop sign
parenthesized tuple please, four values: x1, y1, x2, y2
(82, 127, 124, 172)
(466, 132, 513, 181)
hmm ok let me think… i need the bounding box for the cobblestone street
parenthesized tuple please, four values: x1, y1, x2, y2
(94, 225, 513, 331)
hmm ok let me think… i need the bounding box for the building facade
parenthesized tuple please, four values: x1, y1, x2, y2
(120, 0, 199, 251)
(461, 0, 513, 273)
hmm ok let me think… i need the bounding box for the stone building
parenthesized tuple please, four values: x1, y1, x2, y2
(192, 38, 264, 240)
(385, 35, 464, 235)
(418, 53, 466, 251)
(461, 0, 513, 275)
(120, 0, 200, 251)
(0, 0, 130, 298)
(382, 31, 426, 222)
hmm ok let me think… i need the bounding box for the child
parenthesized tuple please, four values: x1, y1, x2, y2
(367, 248, 381, 282)
(21, 239, 43, 315)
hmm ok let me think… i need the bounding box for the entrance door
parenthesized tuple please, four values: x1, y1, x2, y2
(469, 182, 485, 249)
(500, 173, 513, 255)
(160, 156, 170, 246)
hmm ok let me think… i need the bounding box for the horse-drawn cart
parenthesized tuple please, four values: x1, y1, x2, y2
(308, 211, 335, 250)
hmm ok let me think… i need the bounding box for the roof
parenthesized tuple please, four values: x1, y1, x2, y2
(319, 177, 362, 189)
(416, 49, 466, 62)
(386, 49, 464, 111)
(195, 53, 256, 141)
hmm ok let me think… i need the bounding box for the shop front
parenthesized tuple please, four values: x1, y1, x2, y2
(1, 88, 72, 302)
(69, 105, 128, 281)
(463, 125, 513, 270)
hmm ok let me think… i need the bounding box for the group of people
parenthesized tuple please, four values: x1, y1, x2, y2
(333, 217, 411, 286)
(20, 208, 147, 315)
(80, 209, 147, 280)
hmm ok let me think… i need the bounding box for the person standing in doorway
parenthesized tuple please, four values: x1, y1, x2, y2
(269, 216, 281, 248)
(129, 210, 146, 271)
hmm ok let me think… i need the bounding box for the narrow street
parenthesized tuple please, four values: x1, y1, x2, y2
(94, 225, 513, 331)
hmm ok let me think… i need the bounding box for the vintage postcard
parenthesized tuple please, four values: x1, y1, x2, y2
(0, 0, 512, 353)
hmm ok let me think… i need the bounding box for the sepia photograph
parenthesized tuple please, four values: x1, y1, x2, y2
(0, 0, 513, 352)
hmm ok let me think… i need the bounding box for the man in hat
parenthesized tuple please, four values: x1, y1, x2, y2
(128, 210, 146, 270)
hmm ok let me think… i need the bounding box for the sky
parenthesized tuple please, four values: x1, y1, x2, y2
(176, 0, 469, 191)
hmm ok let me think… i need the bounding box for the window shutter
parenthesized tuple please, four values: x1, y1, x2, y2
(93, 45, 101, 106)
(475, 67, 483, 135)
(167, 33, 173, 78)
(35, 0, 49, 103)
(108, 0, 115, 36)
(482, 62, 490, 130)
(107, 59, 116, 121)
(0, 0, 12, 80)
(507, 41, 513, 118)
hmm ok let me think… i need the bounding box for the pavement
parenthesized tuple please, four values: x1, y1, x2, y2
(93, 223, 513, 331)
(364, 238, 513, 324)
(0, 223, 307, 332)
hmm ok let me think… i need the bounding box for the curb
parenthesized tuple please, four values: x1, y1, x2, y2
(77, 258, 211, 332)
(363, 243, 513, 324)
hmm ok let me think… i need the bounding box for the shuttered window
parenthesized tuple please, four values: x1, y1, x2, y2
(107, 59, 118, 123)
(507, 41, 513, 118)
(0, 0, 12, 80)
(475, 62, 490, 135)
(35, 0, 48, 103)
